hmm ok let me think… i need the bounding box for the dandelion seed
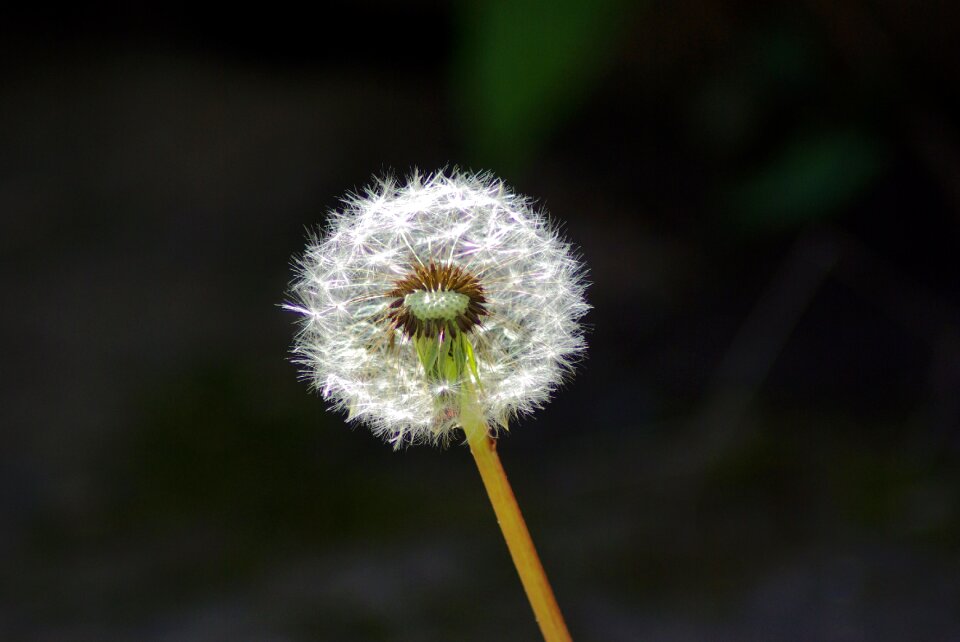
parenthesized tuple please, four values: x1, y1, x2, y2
(286, 169, 588, 447)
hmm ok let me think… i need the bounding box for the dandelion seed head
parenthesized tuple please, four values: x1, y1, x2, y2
(287, 169, 589, 447)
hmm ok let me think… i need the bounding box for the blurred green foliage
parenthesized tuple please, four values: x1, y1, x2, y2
(455, 0, 628, 172)
(729, 130, 888, 233)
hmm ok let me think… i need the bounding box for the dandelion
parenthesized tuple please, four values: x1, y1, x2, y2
(287, 169, 588, 446)
(286, 169, 588, 641)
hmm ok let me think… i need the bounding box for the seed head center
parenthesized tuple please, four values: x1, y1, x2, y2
(405, 290, 470, 321)
(385, 260, 489, 339)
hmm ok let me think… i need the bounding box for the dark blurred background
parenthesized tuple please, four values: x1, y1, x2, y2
(3, 2, 960, 640)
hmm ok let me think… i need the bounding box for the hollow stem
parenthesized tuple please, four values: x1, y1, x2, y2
(460, 392, 573, 642)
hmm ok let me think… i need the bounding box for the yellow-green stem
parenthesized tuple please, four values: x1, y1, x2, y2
(461, 392, 573, 642)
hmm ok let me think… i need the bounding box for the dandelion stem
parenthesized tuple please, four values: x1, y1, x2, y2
(461, 393, 573, 642)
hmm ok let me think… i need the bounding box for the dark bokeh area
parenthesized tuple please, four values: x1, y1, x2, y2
(3, 2, 960, 640)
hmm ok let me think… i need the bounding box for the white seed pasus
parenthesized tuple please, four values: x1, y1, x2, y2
(287, 170, 589, 446)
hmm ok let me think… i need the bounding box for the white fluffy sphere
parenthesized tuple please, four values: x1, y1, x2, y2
(287, 170, 589, 446)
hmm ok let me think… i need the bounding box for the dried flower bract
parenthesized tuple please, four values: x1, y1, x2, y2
(286, 170, 588, 446)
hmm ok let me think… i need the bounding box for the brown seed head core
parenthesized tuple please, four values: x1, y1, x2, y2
(385, 261, 488, 339)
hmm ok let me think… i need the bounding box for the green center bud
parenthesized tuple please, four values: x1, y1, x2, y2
(404, 289, 470, 321)
(384, 261, 489, 395)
